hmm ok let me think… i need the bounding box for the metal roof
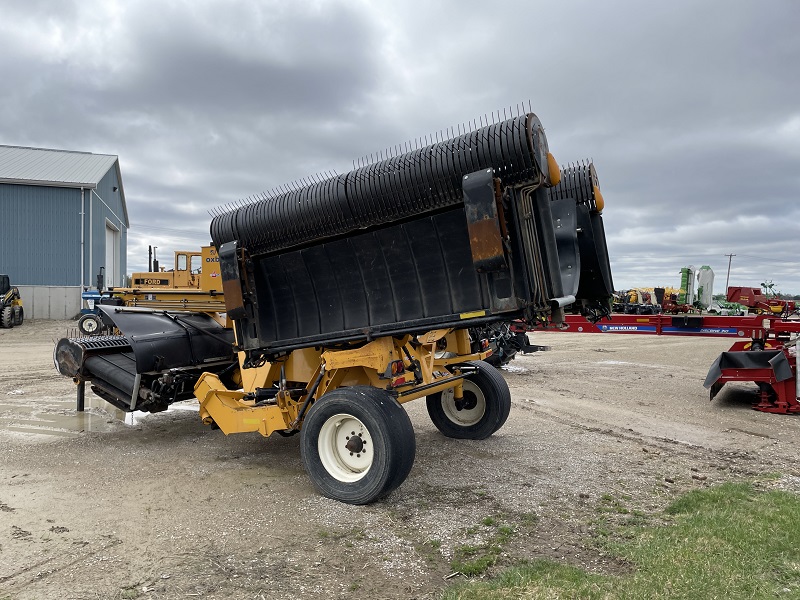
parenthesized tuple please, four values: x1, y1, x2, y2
(0, 144, 118, 188)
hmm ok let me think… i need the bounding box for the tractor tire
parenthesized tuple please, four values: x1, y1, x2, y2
(13, 306, 23, 327)
(300, 386, 416, 505)
(426, 360, 511, 440)
(1, 306, 13, 329)
(78, 314, 103, 336)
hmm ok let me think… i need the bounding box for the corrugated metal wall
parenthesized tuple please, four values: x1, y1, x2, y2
(0, 184, 82, 285)
(0, 166, 128, 289)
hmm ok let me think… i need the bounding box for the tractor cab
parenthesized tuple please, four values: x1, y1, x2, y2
(126, 248, 218, 291)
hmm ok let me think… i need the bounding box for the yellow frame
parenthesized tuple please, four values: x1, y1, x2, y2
(194, 328, 490, 437)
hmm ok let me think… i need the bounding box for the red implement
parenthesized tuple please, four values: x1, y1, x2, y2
(532, 314, 800, 415)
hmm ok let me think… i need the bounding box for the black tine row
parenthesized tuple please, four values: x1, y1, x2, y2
(349, 101, 534, 171)
(548, 160, 599, 209)
(210, 110, 547, 256)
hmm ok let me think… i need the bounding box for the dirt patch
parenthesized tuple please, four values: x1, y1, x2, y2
(1, 321, 798, 599)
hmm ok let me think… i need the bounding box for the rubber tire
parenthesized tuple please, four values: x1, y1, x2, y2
(300, 386, 416, 505)
(1, 306, 12, 329)
(13, 306, 23, 327)
(426, 360, 511, 440)
(78, 314, 102, 335)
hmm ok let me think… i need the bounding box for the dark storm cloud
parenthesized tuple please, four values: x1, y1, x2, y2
(109, 6, 378, 117)
(0, 0, 390, 269)
(1, 0, 798, 292)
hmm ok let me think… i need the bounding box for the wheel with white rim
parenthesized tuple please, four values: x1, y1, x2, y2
(301, 386, 415, 505)
(317, 413, 374, 483)
(426, 360, 511, 439)
(78, 314, 102, 335)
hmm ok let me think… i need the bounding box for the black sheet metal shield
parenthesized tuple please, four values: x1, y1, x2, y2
(549, 197, 580, 298)
(462, 169, 507, 273)
(96, 306, 234, 373)
(704, 350, 794, 388)
(237, 207, 506, 355)
(548, 162, 614, 296)
(219, 241, 247, 320)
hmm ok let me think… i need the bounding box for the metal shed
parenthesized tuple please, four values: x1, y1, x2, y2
(0, 145, 129, 319)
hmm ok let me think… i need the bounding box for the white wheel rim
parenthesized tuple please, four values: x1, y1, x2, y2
(82, 318, 98, 333)
(317, 413, 373, 482)
(441, 380, 486, 426)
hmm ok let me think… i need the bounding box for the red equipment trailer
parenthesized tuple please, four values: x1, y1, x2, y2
(541, 313, 771, 340)
(532, 313, 800, 414)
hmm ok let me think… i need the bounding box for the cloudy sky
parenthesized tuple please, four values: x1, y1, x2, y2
(2, 0, 799, 294)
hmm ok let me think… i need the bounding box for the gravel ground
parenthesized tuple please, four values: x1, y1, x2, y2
(0, 319, 798, 599)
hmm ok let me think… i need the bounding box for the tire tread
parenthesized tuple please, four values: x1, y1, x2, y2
(300, 386, 416, 505)
(426, 360, 511, 439)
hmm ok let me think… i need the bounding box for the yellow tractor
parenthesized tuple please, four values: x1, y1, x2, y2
(0, 274, 24, 328)
(126, 246, 220, 290)
(77, 246, 225, 334)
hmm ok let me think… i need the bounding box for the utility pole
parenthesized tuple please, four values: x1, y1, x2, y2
(724, 253, 736, 293)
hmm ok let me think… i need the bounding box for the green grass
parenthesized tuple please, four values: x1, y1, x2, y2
(450, 517, 518, 576)
(443, 482, 800, 599)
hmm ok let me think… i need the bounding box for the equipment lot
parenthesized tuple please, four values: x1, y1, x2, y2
(1, 320, 798, 599)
